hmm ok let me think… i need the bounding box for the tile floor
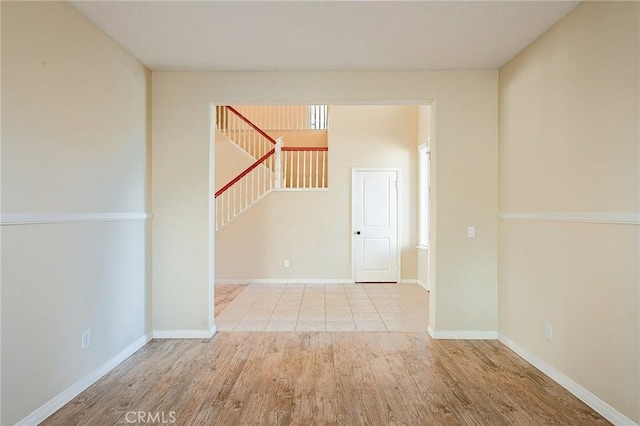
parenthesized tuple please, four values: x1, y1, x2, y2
(215, 283, 429, 332)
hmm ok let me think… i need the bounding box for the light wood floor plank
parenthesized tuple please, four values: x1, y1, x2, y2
(214, 284, 248, 317)
(42, 332, 609, 425)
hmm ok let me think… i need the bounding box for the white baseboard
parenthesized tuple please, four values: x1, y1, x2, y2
(215, 280, 250, 285)
(216, 279, 428, 286)
(16, 332, 152, 426)
(416, 279, 429, 291)
(428, 326, 498, 340)
(498, 333, 637, 426)
(215, 279, 354, 285)
(152, 325, 216, 339)
(215, 280, 249, 285)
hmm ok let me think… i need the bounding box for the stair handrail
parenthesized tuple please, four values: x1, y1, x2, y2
(224, 106, 277, 145)
(282, 146, 328, 151)
(215, 148, 276, 198)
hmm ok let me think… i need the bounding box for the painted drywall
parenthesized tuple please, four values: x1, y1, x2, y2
(152, 70, 498, 333)
(215, 134, 255, 192)
(215, 105, 418, 281)
(269, 130, 327, 148)
(1, 2, 151, 424)
(330, 105, 419, 280)
(216, 190, 346, 279)
(498, 1, 639, 422)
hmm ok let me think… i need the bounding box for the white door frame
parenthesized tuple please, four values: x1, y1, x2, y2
(351, 167, 401, 283)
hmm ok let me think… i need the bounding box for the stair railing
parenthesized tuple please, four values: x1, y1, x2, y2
(233, 105, 328, 130)
(216, 105, 276, 162)
(282, 147, 328, 188)
(215, 148, 276, 231)
(215, 105, 329, 231)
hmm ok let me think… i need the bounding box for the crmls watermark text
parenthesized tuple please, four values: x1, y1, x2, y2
(125, 411, 177, 424)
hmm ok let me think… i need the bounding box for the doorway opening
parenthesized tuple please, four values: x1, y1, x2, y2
(211, 103, 435, 329)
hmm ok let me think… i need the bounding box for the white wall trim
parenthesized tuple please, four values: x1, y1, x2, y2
(16, 332, 152, 426)
(1, 212, 151, 226)
(208, 104, 217, 346)
(428, 326, 498, 340)
(497, 212, 640, 225)
(215, 279, 354, 285)
(416, 279, 429, 291)
(498, 333, 637, 426)
(152, 326, 217, 339)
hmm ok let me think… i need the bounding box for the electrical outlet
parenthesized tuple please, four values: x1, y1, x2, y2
(544, 323, 553, 340)
(82, 329, 91, 350)
(283, 260, 290, 268)
(467, 226, 476, 238)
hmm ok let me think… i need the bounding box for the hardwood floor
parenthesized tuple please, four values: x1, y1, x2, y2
(214, 284, 248, 317)
(43, 332, 608, 425)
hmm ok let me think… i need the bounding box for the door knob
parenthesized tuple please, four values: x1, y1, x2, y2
(355, 231, 361, 235)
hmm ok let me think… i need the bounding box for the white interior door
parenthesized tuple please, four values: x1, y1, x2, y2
(353, 169, 399, 282)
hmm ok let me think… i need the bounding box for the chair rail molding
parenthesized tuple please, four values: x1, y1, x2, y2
(0, 212, 151, 226)
(497, 212, 639, 225)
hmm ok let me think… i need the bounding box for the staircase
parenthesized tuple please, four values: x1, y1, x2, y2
(215, 105, 328, 231)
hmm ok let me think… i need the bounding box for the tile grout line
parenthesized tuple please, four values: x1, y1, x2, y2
(231, 286, 261, 331)
(266, 284, 287, 327)
(295, 284, 307, 329)
(372, 287, 390, 331)
(386, 286, 428, 332)
(293, 285, 304, 329)
(342, 285, 356, 329)
(391, 286, 429, 333)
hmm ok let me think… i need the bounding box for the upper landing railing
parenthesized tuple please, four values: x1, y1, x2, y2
(232, 105, 328, 130)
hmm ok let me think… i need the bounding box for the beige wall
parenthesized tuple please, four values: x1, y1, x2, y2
(152, 70, 498, 333)
(1, 2, 151, 424)
(215, 134, 255, 192)
(216, 105, 419, 281)
(498, 1, 639, 422)
(270, 130, 327, 148)
(330, 105, 419, 280)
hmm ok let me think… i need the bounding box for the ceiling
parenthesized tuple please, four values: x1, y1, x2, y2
(70, 1, 580, 72)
